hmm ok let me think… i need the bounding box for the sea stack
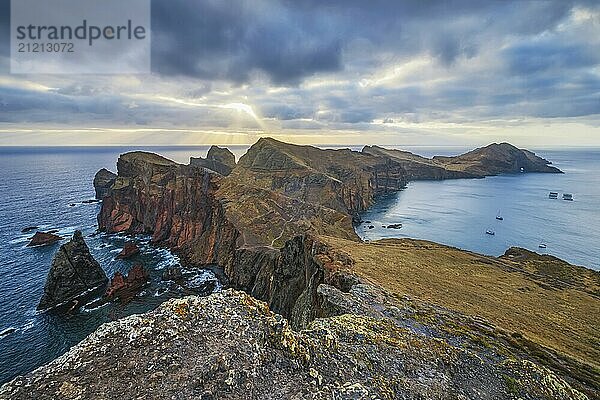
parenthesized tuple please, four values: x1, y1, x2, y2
(38, 231, 108, 310)
(93, 168, 117, 200)
(104, 263, 149, 301)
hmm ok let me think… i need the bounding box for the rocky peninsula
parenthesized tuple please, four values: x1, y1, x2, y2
(4, 139, 596, 400)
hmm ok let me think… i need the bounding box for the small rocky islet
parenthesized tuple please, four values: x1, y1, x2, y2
(26, 231, 62, 247)
(37, 230, 108, 311)
(4, 139, 598, 400)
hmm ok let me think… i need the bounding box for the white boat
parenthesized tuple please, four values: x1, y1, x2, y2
(486, 229, 495, 236)
(549, 192, 558, 199)
(539, 243, 547, 249)
(562, 193, 573, 201)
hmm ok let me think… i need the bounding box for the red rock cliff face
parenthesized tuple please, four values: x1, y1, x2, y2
(98, 152, 239, 265)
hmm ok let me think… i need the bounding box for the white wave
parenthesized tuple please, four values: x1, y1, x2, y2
(21, 319, 35, 332)
(82, 301, 109, 313)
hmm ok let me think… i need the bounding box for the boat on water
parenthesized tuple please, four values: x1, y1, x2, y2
(549, 192, 558, 199)
(539, 243, 547, 249)
(496, 210, 503, 221)
(563, 193, 573, 201)
(485, 229, 495, 235)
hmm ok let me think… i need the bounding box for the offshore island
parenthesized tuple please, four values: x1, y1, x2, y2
(1, 138, 598, 399)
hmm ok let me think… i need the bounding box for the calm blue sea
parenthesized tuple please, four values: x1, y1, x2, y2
(0, 145, 598, 384)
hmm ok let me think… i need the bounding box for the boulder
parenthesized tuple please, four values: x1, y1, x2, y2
(27, 232, 62, 247)
(37, 231, 108, 310)
(93, 168, 117, 199)
(116, 241, 140, 259)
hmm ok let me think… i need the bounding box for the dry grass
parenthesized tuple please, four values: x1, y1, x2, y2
(320, 236, 600, 370)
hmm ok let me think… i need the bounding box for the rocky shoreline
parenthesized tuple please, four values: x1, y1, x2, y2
(4, 139, 596, 400)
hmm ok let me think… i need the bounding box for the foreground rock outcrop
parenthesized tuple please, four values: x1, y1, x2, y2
(37, 231, 108, 310)
(1, 290, 590, 400)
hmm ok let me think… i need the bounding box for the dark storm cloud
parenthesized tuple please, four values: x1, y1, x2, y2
(149, 0, 597, 83)
(151, 0, 343, 84)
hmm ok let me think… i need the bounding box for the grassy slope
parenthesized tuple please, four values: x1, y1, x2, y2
(320, 236, 600, 371)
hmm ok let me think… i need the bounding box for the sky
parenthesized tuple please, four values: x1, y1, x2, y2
(0, 0, 599, 147)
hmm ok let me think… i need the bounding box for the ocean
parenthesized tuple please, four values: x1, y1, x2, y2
(0, 145, 598, 384)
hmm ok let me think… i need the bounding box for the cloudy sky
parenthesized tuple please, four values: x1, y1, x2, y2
(0, 0, 599, 147)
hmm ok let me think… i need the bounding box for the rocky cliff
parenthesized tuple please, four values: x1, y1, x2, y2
(97, 151, 239, 266)
(38, 231, 108, 310)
